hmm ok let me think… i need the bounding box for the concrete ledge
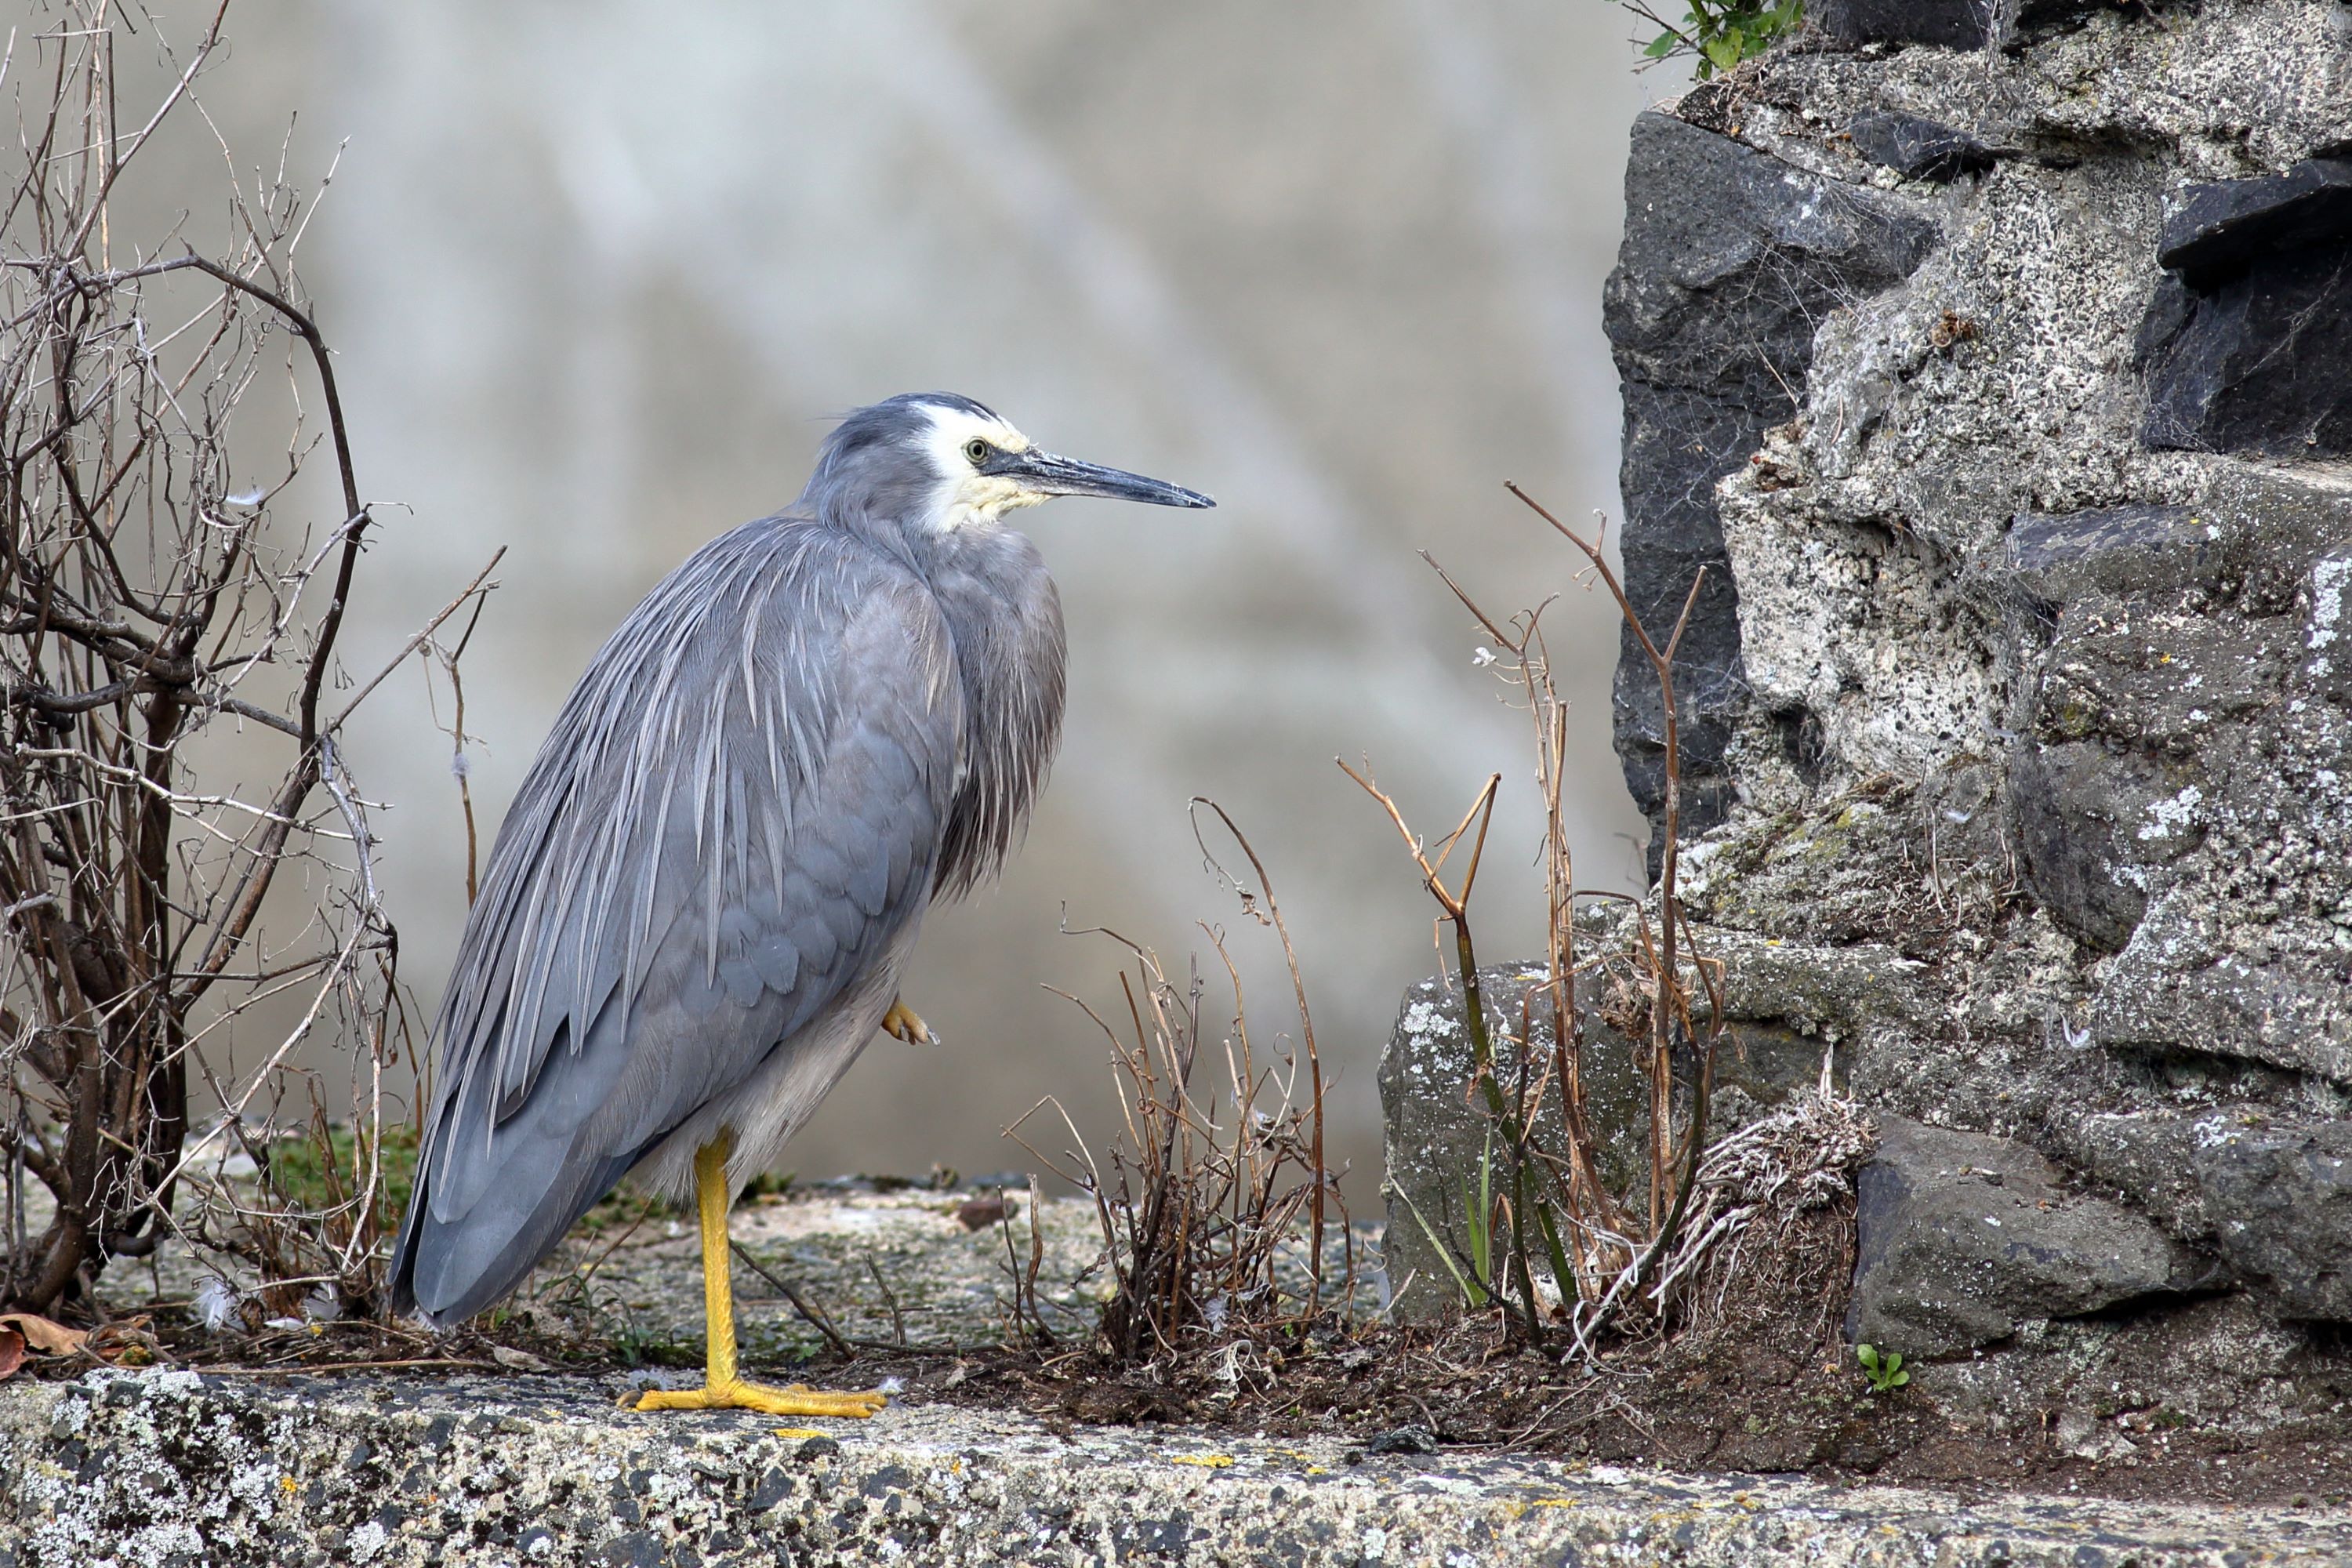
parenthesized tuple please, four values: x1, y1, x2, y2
(6, 1369, 2347, 1566)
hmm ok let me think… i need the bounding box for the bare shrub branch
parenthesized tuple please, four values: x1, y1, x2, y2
(0, 1, 482, 1325)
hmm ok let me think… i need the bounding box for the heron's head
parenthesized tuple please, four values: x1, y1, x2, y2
(807, 392, 1214, 533)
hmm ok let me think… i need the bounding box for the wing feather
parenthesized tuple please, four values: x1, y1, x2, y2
(391, 517, 960, 1321)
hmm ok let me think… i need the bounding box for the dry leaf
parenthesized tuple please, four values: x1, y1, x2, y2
(490, 1345, 550, 1373)
(0, 1329, 24, 1381)
(0, 1312, 86, 1356)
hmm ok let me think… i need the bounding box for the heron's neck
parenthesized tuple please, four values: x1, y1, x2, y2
(920, 526, 1068, 899)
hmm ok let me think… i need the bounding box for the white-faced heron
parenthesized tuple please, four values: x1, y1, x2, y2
(388, 393, 1212, 1417)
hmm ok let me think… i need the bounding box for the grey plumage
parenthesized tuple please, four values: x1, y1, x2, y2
(390, 393, 1210, 1326)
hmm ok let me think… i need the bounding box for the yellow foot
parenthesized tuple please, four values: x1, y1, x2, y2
(630, 1378, 888, 1418)
(880, 998, 936, 1046)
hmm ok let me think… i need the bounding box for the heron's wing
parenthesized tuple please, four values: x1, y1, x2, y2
(394, 518, 960, 1319)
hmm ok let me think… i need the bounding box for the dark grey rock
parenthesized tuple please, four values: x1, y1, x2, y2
(1813, 0, 2111, 49)
(2010, 741, 2201, 952)
(2158, 158, 2352, 289)
(2140, 249, 2352, 457)
(2033, 595, 2300, 752)
(1607, 109, 1937, 866)
(2092, 908, 2352, 1087)
(2063, 1111, 2352, 1319)
(1813, 0, 1996, 48)
(1363, 1424, 1437, 1456)
(2002, 504, 2222, 605)
(1848, 111, 1995, 182)
(1849, 1119, 2198, 1359)
(2182, 1120, 2352, 1319)
(2142, 159, 2352, 458)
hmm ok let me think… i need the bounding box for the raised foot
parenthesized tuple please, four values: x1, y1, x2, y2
(880, 998, 936, 1047)
(630, 1378, 888, 1418)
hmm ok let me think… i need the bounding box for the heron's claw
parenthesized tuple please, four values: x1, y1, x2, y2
(631, 1378, 888, 1419)
(880, 998, 936, 1047)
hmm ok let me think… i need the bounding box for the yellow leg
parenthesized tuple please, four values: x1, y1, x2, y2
(629, 1135, 887, 1419)
(880, 996, 935, 1046)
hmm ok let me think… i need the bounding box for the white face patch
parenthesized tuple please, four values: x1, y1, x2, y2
(916, 404, 1038, 532)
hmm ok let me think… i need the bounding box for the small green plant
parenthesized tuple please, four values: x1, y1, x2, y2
(610, 1318, 700, 1369)
(1857, 1342, 1910, 1393)
(1617, 1, 1803, 78)
(1391, 1130, 1507, 1310)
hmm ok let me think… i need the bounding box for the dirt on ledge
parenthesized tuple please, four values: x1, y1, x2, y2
(61, 1183, 2349, 1514)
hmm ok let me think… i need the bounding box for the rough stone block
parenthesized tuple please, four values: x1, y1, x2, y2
(2003, 504, 2221, 604)
(2141, 158, 2352, 457)
(2158, 158, 2352, 290)
(1813, 0, 2111, 48)
(1848, 111, 1994, 183)
(2190, 1119, 2352, 1320)
(2092, 904, 2352, 1087)
(1378, 960, 1843, 1318)
(1813, 0, 1996, 48)
(1848, 1118, 2196, 1359)
(1608, 109, 1936, 862)
(2010, 740, 2201, 952)
(2065, 1110, 2352, 1321)
(6, 1370, 2340, 1567)
(2034, 596, 2299, 750)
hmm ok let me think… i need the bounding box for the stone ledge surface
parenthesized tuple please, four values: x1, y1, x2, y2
(4, 1368, 2347, 1567)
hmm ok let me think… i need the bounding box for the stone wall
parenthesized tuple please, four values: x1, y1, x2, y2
(1632, 0, 2350, 1381)
(1387, 0, 2352, 1430)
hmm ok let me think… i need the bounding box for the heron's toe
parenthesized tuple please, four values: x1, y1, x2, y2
(743, 1382, 889, 1420)
(880, 999, 936, 1047)
(630, 1378, 887, 1419)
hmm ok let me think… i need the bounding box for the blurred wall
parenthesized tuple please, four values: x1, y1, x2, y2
(80, 0, 1677, 1192)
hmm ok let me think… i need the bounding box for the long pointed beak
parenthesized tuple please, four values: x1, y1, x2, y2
(1014, 449, 1214, 509)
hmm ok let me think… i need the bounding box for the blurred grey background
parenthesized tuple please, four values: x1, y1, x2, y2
(68, 0, 1675, 1192)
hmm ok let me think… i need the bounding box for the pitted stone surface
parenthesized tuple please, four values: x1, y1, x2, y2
(1848, 1118, 2198, 1359)
(1377, 956, 1854, 1316)
(1604, 107, 1939, 859)
(1618, 0, 2352, 1341)
(1383, 0, 2352, 1434)
(5, 1368, 2350, 1567)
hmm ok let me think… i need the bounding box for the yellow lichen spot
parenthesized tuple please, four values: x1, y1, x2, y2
(1530, 1497, 1577, 1509)
(279, 1475, 298, 1494)
(1306, 1467, 1330, 1475)
(772, 1428, 829, 1439)
(1169, 1454, 1233, 1468)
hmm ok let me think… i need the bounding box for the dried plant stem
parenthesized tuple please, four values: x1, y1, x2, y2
(1014, 807, 1340, 1367)
(1349, 481, 1729, 1353)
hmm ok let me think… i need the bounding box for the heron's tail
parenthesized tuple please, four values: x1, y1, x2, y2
(387, 1099, 636, 1329)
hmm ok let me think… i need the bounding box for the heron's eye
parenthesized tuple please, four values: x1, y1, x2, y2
(964, 437, 993, 466)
